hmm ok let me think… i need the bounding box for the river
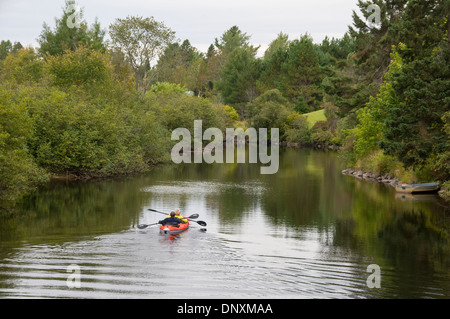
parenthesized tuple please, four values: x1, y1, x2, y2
(0, 148, 449, 299)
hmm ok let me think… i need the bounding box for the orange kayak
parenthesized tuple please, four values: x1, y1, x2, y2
(160, 222, 189, 234)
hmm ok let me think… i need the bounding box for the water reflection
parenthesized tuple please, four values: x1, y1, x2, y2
(0, 148, 448, 298)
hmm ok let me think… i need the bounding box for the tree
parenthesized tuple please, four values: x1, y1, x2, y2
(0, 48, 44, 84)
(319, 34, 356, 61)
(279, 35, 323, 108)
(45, 46, 113, 89)
(214, 25, 256, 56)
(258, 34, 324, 110)
(257, 34, 289, 94)
(323, 0, 409, 117)
(109, 15, 175, 94)
(351, 47, 403, 161)
(216, 47, 260, 107)
(247, 89, 291, 137)
(0, 87, 47, 206)
(155, 39, 206, 94)
(0, 40, 23, 60)
(37, 0, 106, 56)
(264, 32, 290, 61)
(380, 45, 450, 175)
(378, 0, 450, 179)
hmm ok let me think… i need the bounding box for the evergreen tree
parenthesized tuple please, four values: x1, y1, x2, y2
(214, 26, 260, 107)
(323, 0, 409, 117)
(216, 47, 260, 107)
(37, 0, 106, 56)
(279, 35, 323, 109)
(214, 25, 257, 55)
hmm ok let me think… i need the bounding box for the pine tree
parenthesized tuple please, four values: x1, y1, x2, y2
(379, 0, 450, 178)
(37, 0, 106, 56)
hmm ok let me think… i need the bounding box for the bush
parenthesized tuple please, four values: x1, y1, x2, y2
(149, 82, 187, 94)
(0, 87, 48, 205)
(0, 48, 44, 84)
(282, 112, 311, 144)
(145, 90, 227, 133)
(246, 89, 290, 138)
(46, 46, 112, 88)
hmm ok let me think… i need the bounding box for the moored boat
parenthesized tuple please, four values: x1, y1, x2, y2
(395, 182, 440, 194)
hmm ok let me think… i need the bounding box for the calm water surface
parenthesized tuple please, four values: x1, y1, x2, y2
(0, 149, 449, 298)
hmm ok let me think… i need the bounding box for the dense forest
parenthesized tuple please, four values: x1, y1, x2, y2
(0, 0, 449, 211)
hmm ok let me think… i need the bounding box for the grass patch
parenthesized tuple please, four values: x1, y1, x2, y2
(304, 109, 326, 128)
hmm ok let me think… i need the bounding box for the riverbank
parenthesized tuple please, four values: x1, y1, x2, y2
(341, 168, 400, 188)
(341, 167, 450, 204)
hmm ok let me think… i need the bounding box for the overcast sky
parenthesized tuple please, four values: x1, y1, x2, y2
(0, 0, 359, 55)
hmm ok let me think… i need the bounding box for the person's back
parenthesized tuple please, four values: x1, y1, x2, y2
(160, 211, 183, 225)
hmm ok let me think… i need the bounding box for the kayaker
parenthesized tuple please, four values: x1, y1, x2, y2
(159, 211, 184, 226)
(174, 208, 188, 223)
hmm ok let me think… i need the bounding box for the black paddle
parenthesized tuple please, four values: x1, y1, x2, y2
(147, 208, 171, 216)
(137, 222, 160, 229)
(147, 208, 169, 215)
(147, 209, 199, 220)
(187, 219, 207, 227)
(137, 213, 203, 229)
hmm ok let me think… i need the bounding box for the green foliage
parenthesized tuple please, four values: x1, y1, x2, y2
(351, 47, 404, 160)
(319, 34, 356, 61)
(216, 47, 260, 106)
(214, 25, 257, 56)
(45, 46, 112, 87)
(279, 35, 323, 107)
(2, 0, 449, 208)
(220, 104, 240, 128)
(0, 40, 23, 60)
(0, 87, 48, 205)
(259, 35, 324, 110)
(109, 15, 175, 93)
(440, 181, 450, 201)
(380, 44, 450, 176)
(148, 82, 187, 94)
(155, 40, 207, 94)
(310, 121, 335, 147)
(263, 32, 290, 61)
(38, 0, 106, 56)
(304, 109, 327, 129)
(294, 95, 309, 114)
(246, 89, 290, 138)
(1, 48, 44, 84)
(282, 112, 311, 144)
(144, 89, 227, 134)
(13, 84, 169, 176)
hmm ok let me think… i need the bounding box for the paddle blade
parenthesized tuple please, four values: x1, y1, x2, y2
(187, 214, 199, 219)
(195, 220, 207, 226)
(137, 223, 159, 229)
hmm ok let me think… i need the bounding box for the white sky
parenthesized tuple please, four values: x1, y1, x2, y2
(0, 0, 359, 55)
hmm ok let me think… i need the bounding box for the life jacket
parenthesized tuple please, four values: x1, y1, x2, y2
(160, 217, 183, 225)
(165, 214, 188, 223)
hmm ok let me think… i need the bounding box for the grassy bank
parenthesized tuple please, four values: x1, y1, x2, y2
(304, 109, 326, 129)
